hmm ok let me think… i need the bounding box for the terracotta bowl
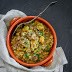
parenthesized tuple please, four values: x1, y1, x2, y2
(6, 16, 57, 67)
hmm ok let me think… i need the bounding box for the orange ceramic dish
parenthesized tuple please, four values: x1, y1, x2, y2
(6, 16, 57, 67)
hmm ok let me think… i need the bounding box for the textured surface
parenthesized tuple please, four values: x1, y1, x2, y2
(0, 0, 72, 72)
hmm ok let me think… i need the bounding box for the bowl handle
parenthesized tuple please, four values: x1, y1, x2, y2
(42, 56, 53, 66)
(10, 17, 21, 27)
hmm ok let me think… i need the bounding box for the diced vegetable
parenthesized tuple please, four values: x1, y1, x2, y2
(22, 26, 29, 32)
(31, 40, 38, 50)
(21, 32, 27, 36)
(37, 23, 44, 30)
(39, 36, 44, 44)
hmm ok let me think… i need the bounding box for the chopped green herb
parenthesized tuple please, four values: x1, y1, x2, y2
(38, 31, 44, 36)
(24, 53, 30, 58)
(46, 44, 51, 52)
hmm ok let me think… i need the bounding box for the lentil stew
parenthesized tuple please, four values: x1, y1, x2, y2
(11, 20, 54, 64)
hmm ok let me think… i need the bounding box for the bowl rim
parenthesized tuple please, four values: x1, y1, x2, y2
(6, 16, 57, 67)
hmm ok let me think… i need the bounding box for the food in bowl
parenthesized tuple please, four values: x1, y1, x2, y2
(11, 20, 54, 64)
